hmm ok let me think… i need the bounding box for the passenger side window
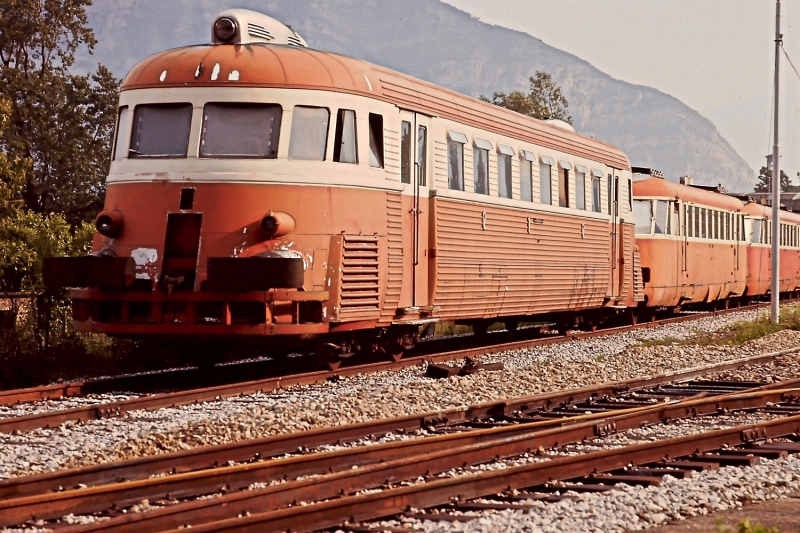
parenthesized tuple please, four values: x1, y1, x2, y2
(447, 135, 465, 191)
(540, 160, 552, 205)
(289, 106, 330, 160)
(558, 161, 570, 208)
(591, 176, 601, 212)
(474, 146, 489, 195)
(575, 170, 586, 210)
(687, 204, 693, 237)
(633, 200, 652, 235)
(417, 125, 427, 187)
(654, 200, 669, 234)
(752, 219, 762, 244)
(368, 113, 384, 168)
(401, 120, 411, 183)
(520, 159, 532, 202)
(333, 109, 357, 164)
(498, 153, 512, 199)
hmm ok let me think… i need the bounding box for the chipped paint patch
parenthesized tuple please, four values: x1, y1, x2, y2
(131, 248, 158, 266)
(159, 70, 167, 82)
(135, 273, 151, 280)
(228, 70, 240, 81)
(211, 63, 221, 81)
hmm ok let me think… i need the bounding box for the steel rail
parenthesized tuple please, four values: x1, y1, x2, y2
(7, 382, 800, 529)
(167, 414, 800, 533)
(1, 349, 795, 504)
(52, 391, 800, 533)
(0, 304, 775, 433)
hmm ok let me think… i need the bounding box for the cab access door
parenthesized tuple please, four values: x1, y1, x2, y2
(398, 110, 432, 309)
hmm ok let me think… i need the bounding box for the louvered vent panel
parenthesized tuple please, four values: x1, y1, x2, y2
(287, 36, 304, 46)
(621, 225, 633, 298)
(247, 23, 274, 41)
(381, 193, 404, 322)
(340, 235, 380, 318)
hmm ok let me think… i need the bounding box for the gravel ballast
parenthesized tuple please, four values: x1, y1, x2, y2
(1, 308, 799, 480)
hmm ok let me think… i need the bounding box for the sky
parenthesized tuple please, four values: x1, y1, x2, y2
(445, 0, 800, 181)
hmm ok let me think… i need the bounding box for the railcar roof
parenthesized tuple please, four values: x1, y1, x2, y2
(633, 177, 744, 211)
(122, 44, 630, 170)
(741, 201, 800, 222)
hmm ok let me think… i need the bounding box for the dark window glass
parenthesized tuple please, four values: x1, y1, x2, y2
(401, 120, 411, 183)
(200, 103, 281, 158)
(333, 109, 357, 164)
(417, 125, 427, 187)
(129, 103, 193, 158)
(474, 147, 488, 195)
(520, 160, 532, 202)
(559, 168, 569, 207)
(592, 177, 601, 212)
(368, 113, 384, 168)
(289, 106, 330, 160)
(575, 172, 585, 210)
(607, 175, 613, 215)
(498, 154, 512, 199)
(447, 140, 464, 191)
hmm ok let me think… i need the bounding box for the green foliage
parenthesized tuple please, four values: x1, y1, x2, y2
(754, 165, 792, 194)
(0, 1, 121, 387)
(480, 71, 572, 124)
(0, 0, 120, 224)
(715, 517, 780, 533)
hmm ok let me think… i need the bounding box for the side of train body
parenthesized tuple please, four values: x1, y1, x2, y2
(42, 10, 800, 363)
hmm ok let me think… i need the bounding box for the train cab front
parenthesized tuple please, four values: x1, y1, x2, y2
(43, 186, 330, 341)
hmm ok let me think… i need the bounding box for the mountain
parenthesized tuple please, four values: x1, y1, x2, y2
(77, 0, 755, 191)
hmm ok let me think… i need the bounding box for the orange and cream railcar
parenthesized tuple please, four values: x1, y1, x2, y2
(44, 10, 641, 361)
(741, 202, 800, 298)
(632, 172, 747, 308)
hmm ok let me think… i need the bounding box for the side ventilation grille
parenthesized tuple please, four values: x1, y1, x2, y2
(287, 35, 304, 46)
(247, 23, 274, 41)
(340, 235, 380, 314)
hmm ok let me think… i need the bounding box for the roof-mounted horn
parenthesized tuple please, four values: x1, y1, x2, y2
(211, 9, 308, 47)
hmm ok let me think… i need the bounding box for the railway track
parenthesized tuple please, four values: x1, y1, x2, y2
(0, 304, 771, 434)
(3, 369, 800, 530)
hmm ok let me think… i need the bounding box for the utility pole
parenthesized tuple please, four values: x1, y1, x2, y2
(771, 0, 781, 323)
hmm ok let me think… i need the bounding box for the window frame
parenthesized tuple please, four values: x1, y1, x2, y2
(447, 131, 467, 191)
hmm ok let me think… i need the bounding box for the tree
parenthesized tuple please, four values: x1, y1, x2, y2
(754, 165, 792, 193)
(480, 71, 572, 124)
(0, 0, 120, 225)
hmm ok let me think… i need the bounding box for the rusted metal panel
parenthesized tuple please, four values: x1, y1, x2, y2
(430, 197, 610, 319)
(121, 45, 629, 171)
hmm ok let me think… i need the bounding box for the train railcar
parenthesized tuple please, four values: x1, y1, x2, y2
(43, 9, 643, 365)
(741, 201, 800, 298)
(632, 170, 747, 309)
